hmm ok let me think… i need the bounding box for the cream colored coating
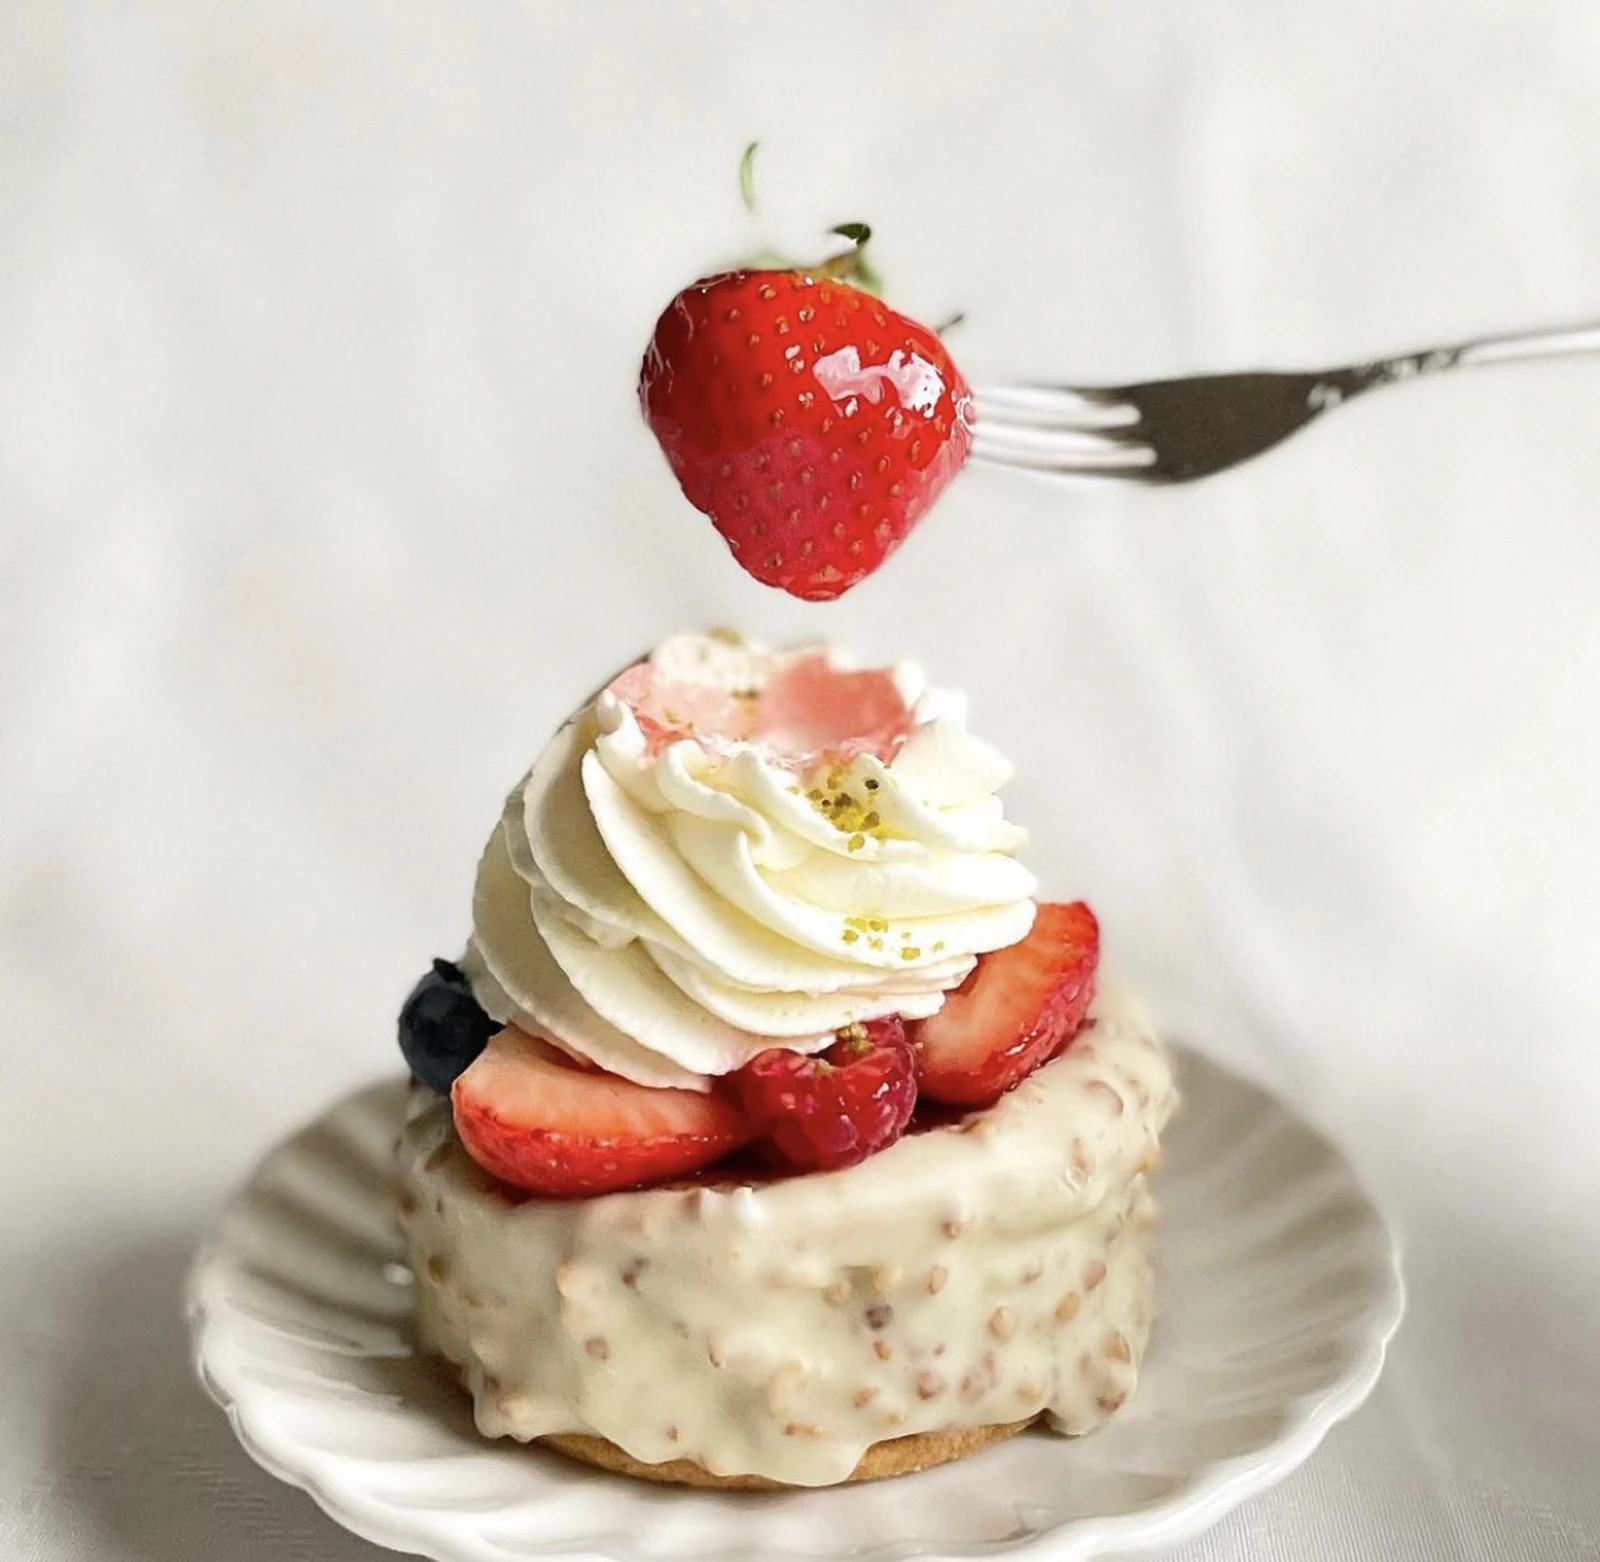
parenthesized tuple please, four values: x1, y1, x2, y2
(398, 986, 1176, 1487)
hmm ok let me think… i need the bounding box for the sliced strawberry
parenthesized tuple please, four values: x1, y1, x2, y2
(909, 902, 1099, 1108)
(452, 1028, 753, 1198)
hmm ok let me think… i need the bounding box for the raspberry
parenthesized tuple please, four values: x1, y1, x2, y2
(733, 1016, 917, 1174)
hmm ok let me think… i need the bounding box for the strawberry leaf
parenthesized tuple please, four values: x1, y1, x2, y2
(817, 224, 883, 295)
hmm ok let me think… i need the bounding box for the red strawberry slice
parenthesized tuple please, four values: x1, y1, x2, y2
(639, 269, 972, 601)
(909, 902, 1099, 1108)
(452, 1028, 753, 1198)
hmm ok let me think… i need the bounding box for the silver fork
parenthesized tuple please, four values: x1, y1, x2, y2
(970, 319, 1600, 483)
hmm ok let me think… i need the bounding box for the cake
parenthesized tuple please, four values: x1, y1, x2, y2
(392, 630, 1175, 1488)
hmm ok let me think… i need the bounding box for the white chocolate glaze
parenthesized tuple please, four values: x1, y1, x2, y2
(398, 986, 1176, 1487)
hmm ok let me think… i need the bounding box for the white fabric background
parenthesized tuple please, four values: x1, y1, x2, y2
(3, 3, 1598, 1559)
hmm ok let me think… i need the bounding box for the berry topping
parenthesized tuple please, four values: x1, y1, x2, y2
(733, 1016, 917, 1173)
(398, 958, 498, 1095)
(638, 269, 972, 601)
(452, 1027, 754, 1198)
(909, 902, 1099, 1108)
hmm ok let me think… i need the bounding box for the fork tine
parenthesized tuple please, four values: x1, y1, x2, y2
(972, 385, 1141, 431)
(969, 420, 1157, 474)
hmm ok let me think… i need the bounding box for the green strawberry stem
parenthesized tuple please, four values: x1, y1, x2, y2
(733, 143, 883, 294)
(739, 140, 760, 211)
(740, 228, 882, 294)
(818, 224, 883, 294)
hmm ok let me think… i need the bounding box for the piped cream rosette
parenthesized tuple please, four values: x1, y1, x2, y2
(460, 632, 1038, 1090)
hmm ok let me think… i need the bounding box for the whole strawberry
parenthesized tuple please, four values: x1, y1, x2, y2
(639, 267, 973, 601)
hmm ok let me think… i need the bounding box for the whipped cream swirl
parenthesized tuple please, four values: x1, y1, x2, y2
(461, 633, 1037, 1089)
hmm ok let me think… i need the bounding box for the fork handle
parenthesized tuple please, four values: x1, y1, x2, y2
(1452, 319, 1600, 367)
(1336, 319, 1600, 393)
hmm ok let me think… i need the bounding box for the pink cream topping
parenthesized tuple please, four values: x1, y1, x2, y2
(606, 653, 913, 769)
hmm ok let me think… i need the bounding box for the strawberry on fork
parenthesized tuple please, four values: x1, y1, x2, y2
(639, 224, 972, 601)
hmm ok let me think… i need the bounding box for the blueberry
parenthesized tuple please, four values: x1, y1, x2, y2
(398, 958, 497, 1094)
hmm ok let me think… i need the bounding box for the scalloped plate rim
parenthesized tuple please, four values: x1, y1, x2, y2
(186, 1047, 1406, 1562)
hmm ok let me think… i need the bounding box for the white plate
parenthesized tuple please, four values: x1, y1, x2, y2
(186, 1048, 1403, 1562)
